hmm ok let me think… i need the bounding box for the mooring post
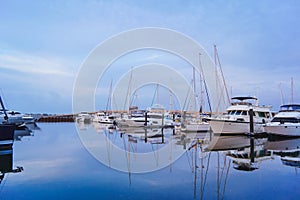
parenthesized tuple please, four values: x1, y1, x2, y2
(161, 128, 164, 143)
(250, 137, 255, 163)
(144, 112, 148, 126)
(249, 109, 254, 135)
(144, 128, 147, 143)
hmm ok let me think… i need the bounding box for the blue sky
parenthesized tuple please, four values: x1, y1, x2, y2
(0, 0, 299, 113)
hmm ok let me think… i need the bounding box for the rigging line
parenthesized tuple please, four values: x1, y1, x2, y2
(203, 79, 212, 114)
(104, 130, 111, 167)
(182, 80, 193, 111)
(106, 79, 113, 112)
(219, 154, 227, 187)
(124, 67, 133, 111)
(291, 77, 294, 104)
(202, 152, 211, 195)
(185, 150, 194, 171)
(214, 45, 230, 105)
(221, 160, 231, 200)
(151, 84, 159, 107)
(279, 82, 285, 105)
(200, 147, 204, 200)
(122, 134, 131, 184)
(0, 89, 9, 109)
(193, 146, 197, 199)
(198, 53, 212, 114)
(199, 67, 204, 113)
(217, 152, 220, 200)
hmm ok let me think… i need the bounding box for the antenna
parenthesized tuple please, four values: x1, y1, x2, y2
(291, 77, 294, 104)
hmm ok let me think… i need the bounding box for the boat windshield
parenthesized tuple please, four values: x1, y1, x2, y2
(280, 104, 300, 111)
(227, 110, 248, 115)
(271, 117, 300, 123)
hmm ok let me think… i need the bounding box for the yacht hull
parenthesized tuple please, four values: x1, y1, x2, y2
(209, 120, 264, 134)
(265, 123, 300, 137)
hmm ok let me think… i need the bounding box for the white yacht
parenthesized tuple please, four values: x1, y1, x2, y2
(76, 112, 92, 123)
(118, 112, 173, 128)
(209, 97, 272, 134)
(116, 104, 174, 128)
(181, 114, 210, 132)
(264, 104, 300, 136)
(0, 110, 38, 126)
(93, 112, 117, 124)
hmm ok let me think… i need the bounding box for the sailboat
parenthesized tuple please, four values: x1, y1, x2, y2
(180, 53, 211, 133)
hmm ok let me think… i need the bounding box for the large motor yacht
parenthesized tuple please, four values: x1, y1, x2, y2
(208, 96, 272, 134)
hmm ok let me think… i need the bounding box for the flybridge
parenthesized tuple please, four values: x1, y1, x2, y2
(230, 96, 258, 106)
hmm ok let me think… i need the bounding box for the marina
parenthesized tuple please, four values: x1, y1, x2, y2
(0, 122, 299, 199)
(1, 1, 299, 199)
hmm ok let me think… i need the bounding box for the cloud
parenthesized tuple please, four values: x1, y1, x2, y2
(0, 50, 74, 77)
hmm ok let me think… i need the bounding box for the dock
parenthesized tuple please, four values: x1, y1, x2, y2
(38, 114, 75, 122)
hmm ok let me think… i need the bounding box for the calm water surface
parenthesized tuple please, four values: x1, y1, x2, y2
(0, 123, 299, 200)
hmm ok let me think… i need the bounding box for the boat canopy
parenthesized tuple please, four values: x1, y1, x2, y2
(231, 96, 258, 101)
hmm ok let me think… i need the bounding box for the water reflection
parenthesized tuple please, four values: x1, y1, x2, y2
(0, 144, 23, 184)
(78, 121, 300, 173)
(0, 123, 39, 186)
(73, 121, 300, 199)
(188, 134, 300, 199)
(265, 136, 300, 168)
(76, 121, 211, 173)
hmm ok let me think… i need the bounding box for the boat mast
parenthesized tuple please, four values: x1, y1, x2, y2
(199, 53, 212, 115)
(169, 79, 173, 112)
(214, 45, 230, 106)
(124, 67, 133, 112)
(0, 96, 8, 121)
(199, 55, 204, 113)
(279, 82, 285, 105)
(291, 77, 294, 104)
(105, 79, 113, 113)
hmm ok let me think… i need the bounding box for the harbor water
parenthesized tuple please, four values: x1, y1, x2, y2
(1, 122, 300, 200)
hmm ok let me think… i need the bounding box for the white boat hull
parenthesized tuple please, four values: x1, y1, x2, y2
(209, 120, 264, 134)
(181, 122, 210, 132)
(265, 123, 300, 137)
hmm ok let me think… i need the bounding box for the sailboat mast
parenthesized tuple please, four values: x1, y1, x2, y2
(199, 55, 204, 113)
(291, 77, 294, 104)
(169, 79, 173, 112)
(124, 67, 133, 112)
(214, 45, 230, 105)
(199, 53, 212, 114)
(106, 79, 113, 113)
(279, 82, 285, 105)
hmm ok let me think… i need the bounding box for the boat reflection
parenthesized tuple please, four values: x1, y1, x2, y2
(205, 134, 271, 171)
(265, 135, 300, 168)
(188, 134, 273, 199)
(77, 122, 200, 173)
(0, 122, 38, 185)
(0, 144, 23, 184)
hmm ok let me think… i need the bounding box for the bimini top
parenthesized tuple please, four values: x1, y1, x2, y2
(279, 104, 300, 112)
(231, 96, 258, 101)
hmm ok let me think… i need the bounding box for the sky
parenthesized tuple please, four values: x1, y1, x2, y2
(0, 0, 299, 113)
